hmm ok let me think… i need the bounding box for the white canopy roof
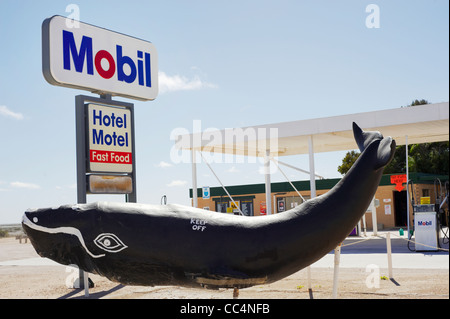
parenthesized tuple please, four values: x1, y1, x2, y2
(176, 102, 449, 156)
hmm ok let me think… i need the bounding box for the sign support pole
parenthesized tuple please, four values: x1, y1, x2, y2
(75, 94, 136, 297)
(76, 95, 88, 205)
(75, 95, 88, 297)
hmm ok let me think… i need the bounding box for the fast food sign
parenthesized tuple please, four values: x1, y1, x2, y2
(87, 103, 133, 173)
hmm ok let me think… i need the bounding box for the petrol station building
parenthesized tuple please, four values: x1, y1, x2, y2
(180, 102, 449, 231)
(191, 172, 448, 230)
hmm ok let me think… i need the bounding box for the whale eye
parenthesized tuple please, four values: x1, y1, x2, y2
(94, 233, 128, 253)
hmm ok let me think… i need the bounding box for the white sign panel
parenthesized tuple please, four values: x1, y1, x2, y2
(42, 15, 158, 101)
(87, 103, 133, 173)
(202, 186, 210, 199)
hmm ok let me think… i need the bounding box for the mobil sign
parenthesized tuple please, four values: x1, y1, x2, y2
(42, 15, 158, 101)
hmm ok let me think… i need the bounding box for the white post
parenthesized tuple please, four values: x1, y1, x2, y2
(307, 266, 312, 292)
(386, 232, 393, 279)
(264, 150, 272, 215)
(273, 195, 277, 214)
(332, 243, 342, 299)
(371, 197, 378, 236)
(406, 135, 410, 239)
(83, 271, 89, 297)
(362, 214, 367, 236)
(307, 136, 316, 293)
(192, 150, 198, 208)
(308, 136, 316, 199)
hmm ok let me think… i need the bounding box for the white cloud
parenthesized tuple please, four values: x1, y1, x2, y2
(56, 184, 77, 190)
(158, 71, 217, 94)
(156, 161, 173, 168)
(0, 105, 24, 120)
(0, 181, 8, 192)
(167, 180, 187, 187)
(10, 181, 41, 189)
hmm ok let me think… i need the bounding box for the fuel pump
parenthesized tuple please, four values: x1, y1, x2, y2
(408, 180, 440, 252)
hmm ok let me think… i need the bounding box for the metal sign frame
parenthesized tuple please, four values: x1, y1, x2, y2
(76, 94, 137, 204)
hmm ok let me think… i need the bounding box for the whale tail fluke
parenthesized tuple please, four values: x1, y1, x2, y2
(352, 122, 383, 152)
(353, 122, 396, 170)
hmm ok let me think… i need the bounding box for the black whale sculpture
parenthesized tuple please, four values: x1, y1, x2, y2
(22, 123, 396, 288)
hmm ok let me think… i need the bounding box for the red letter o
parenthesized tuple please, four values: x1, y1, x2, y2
(95, 50, 116, 79)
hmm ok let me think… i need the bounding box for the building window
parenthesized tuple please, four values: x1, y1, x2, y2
(215, 200, 229, 213)
(276, 195, 308, 213)
(213, 196, 255, 215)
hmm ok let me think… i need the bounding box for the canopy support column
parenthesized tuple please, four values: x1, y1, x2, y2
(307, 135, 317, 294)
(308, 136, 317, 199)
(406, 135, 410, 238)
(192, 150, 198, 208)
(264, 150, 272, 215)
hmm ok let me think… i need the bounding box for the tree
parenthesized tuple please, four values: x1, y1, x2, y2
(406, 99, 429, 107)
(338, 99, 449, 175)
(337, 150, 360, 175)
(382, 141, 449, 175)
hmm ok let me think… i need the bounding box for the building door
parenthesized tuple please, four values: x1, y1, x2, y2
(241, 200, 254, 216)
(393, 190, 408, 227)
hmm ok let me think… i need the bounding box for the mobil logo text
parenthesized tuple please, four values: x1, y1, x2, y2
(417, 220, 433, 227)
(63, 30, 152, 88)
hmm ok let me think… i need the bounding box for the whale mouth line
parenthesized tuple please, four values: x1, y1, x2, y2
(22, 213, 105, 259)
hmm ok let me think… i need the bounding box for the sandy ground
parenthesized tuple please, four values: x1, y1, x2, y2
(0, 237, 448, 300)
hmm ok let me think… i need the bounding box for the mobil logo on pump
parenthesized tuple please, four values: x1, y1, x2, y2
(417, 220, 433, 226)
(42, 15, 158, 101)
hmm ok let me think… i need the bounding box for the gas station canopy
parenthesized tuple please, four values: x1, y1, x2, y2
(176, 102, 449, 157)
(177, 101, 448, 216)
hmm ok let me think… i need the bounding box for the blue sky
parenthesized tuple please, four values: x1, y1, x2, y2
(0, 0, 448, 224)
